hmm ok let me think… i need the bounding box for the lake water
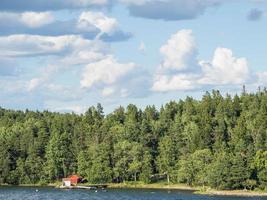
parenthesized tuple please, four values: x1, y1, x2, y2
(0, 187, 266, 200)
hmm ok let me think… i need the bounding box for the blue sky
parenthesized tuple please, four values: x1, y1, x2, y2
(0, 0, 266, 113)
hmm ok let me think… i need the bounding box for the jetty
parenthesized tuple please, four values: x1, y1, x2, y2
(59, 174, 108, 190)
(59, 184, 108, 190)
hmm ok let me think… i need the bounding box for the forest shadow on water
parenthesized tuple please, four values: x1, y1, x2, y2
(0, 187, 267, 200)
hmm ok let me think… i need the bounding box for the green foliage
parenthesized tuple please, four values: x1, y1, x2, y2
(0, 90, 266, 190)
(157, 136, 178, 183)
(140, 151, 152, 183)
(177, 149, 212, 186)
(208, 151, 232, 189)
(86, 143, 112, 183)
(253, 150, 267, 189)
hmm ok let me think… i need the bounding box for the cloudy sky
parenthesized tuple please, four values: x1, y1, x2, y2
(0, 0, 267, 113)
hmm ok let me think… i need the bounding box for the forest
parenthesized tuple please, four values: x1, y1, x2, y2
(0, 89, 266, 190)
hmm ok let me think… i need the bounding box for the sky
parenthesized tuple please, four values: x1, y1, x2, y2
(0, 0, 267, 114)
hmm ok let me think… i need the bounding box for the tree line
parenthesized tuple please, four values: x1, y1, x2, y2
(0, 89, 267, 190)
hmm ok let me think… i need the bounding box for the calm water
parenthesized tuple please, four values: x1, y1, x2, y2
(0, 187, 266, 200)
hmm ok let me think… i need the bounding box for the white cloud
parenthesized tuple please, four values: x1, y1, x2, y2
(0, 10, 142, 110)
(20, 12, 54, 28)
(0, 11, 131, 42)
(152, 73, 199, 92)
(0, 12, 54, 28)
(0, 31, 140, 101)
(153, 30, 251, 92)
(160, 29, 198, 71)
(152, 29, 200, 92)
(61, 51, 107, 66)
(80, 55, 136, 88)
(77, 11, 119, 37)
(0, 34, 102, 57)
(199, 48, 249, 85)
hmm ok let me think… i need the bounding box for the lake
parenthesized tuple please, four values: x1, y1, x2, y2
(0, 187, 267, 200)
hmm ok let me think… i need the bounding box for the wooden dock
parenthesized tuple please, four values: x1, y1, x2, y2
(59, 184, 108, 190)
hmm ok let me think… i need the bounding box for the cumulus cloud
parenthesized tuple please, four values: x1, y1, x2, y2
(122, 0, 221, 21)
(152, 29, 200, 92)
(159, 29, 198, 71)
(79, 54, 151, 98)
(152, 29, 251, 92)
(152, 73, 199, 92)
(0, 33, 109, 103)
(80, 55, 136, 88)
(0, 0, 109, 12)
(247, 8, 264, 21)
(22, 36, 110, 94)
(0, 29, 146, 100)
(0, 1, 149, 111)
(199, 48, 249, 85)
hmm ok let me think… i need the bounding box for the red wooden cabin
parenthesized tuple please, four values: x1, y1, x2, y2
(69, 175, 81, 185)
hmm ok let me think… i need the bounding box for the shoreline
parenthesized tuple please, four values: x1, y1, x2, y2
(108, 183, 267, 197)
(108, 183, 196, 191)
(1, 183, 267, 197)
(195, 189, 267, 197)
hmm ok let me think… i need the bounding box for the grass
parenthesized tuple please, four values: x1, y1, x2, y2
(108, 181, 198, 191)
(195, 188, 267, 197)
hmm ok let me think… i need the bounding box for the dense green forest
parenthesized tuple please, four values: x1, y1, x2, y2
(0, 90, 267, 190)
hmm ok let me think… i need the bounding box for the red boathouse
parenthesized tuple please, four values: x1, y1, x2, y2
(62, 175, 81, 186)
(69, 175, 81, 185)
